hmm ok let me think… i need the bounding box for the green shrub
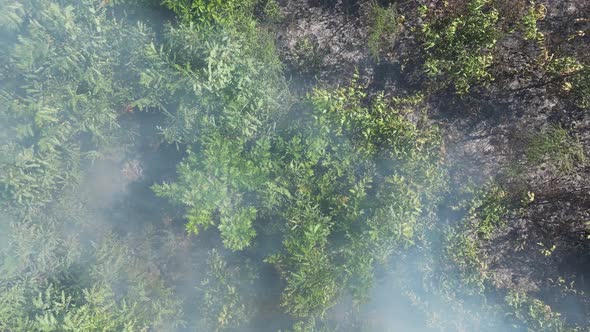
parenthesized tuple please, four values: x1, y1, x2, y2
(155, 75, 447, 326)
(0, 214, 184, 331)
(526, 126, 586, 173)
(444, 228, 488, 295)
(198, 249, 257, 331)
(419, 0, 501, 93)
(521, 1, 545, 42)
(367, 2, 400, 59)
(544, 56, 590, 109)
(0, 0, 154, 214)
(289, 36, 326, 75)
(570, 66, 590, 109)
(467, 183, 509, 239)
(162, 0, 280, 26)
(505, 291, 575, 331)
(439, 183, 507, 296)
(139, 21, 285, 145)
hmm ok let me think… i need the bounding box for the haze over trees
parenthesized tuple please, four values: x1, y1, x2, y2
(0, 0, 588, 331)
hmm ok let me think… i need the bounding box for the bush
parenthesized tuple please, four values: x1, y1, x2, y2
(198, 249, 258, 331)
(569, 66, 590, 109)
(162, 0, 280, 26)
(367, 2, 400, 59)
(526, 126, 586, 173)
(0, 213, 184, 331)
(0, 0, 154, 214)
(419, 0, 501, 93)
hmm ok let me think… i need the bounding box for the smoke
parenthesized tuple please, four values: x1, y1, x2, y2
(0, 0, 588, 331)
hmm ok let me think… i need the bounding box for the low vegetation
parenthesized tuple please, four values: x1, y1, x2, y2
(367, 2, 400, 59)
(418, 0, 501, 93)
(526, 126, 586, 174)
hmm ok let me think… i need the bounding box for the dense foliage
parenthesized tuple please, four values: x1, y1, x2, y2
(0, 0, 153, 214)
(0, 194, 184, 331)
(418, 0, 501, 93)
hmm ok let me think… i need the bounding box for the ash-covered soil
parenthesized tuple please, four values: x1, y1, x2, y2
(276, 0, 590, 324)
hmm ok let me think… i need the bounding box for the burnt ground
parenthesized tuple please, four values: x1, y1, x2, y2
(275, 0, 590, 325)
